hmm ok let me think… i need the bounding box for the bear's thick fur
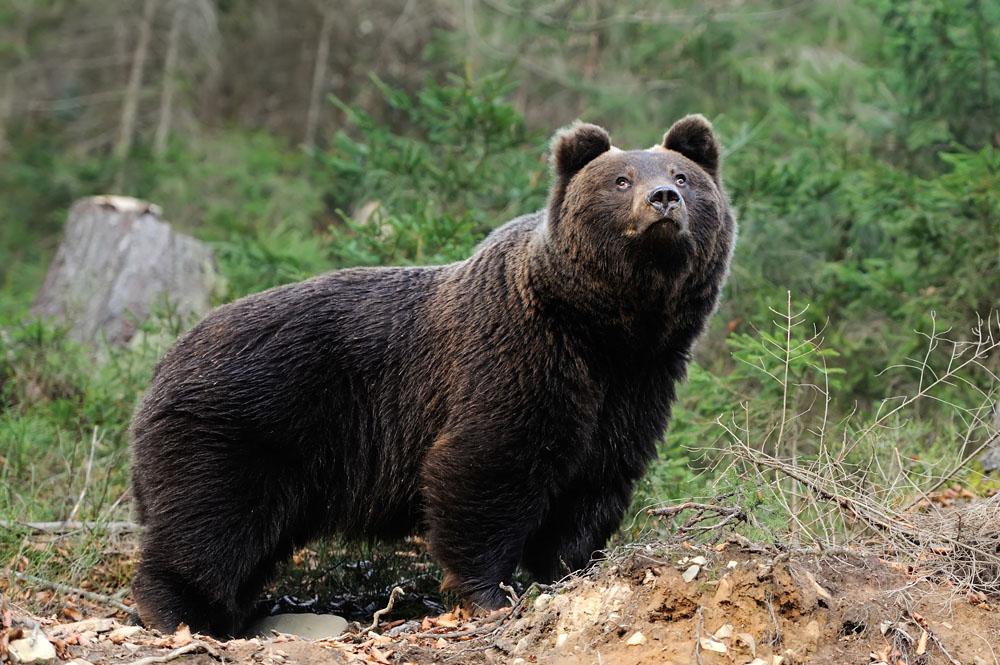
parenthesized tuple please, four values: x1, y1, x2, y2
(130, 115, 736, 636)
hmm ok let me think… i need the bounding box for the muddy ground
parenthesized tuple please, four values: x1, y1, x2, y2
(3, 540, 999, 665)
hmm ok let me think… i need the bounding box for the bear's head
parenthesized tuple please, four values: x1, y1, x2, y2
(544, 115, 731, 287)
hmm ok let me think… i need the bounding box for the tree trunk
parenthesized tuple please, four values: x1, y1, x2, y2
(304, 8, 333, 149)
(32, 196, 220, 346)
(114, 0, 159, 187)
(0, 71, 13, 158)
(154, 0, 185, 157)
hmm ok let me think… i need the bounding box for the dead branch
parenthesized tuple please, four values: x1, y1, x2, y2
(123, 641, 220, 665)
(0, 521, 139, 534)
(648, 500, 745, 537)
(10, 571, 137, 620)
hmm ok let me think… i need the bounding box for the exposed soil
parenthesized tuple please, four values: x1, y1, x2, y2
(3, 542, 999, 665)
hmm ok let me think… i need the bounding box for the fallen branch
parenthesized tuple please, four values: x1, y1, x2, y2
(0, 521, 139, 534)
(123, 641, 220, 665)
(11, 571, 137, 620)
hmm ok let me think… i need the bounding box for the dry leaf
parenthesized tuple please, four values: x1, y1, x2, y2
(370, 646, 392, 664)
(61, 607, 83, 622)
(171, 623, 193, 648)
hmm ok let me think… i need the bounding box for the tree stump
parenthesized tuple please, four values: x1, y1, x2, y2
(32, 195, 220, 346)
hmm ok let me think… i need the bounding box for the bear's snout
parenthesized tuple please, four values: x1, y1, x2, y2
(646, 185, 682, 215)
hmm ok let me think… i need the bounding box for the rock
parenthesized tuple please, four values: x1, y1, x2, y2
(554, 632, 569, 648)
(8, 633, 57, 664)
(32, 195, 220, 346)
(713, 623, 734, 639)
(699, 637, 727, 653)
(690, 556, 708, 566)
(735, 632, 757, 656)
(108, 625, 144, 643)
(65, 660, 95, 665)
(534, 593, 553, 611)
(804, 619, 820, 645)
(47, 618, 116, 637)
(625, 631, 646, 646)
(714, 574, 733, 603)
(249, 613, 347, 640)
(682, 564, 701, 583)
(804, 571, 833, 603)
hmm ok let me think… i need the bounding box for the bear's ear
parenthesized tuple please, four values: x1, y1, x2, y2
(662, 114, 721, 179)
(551, 122, 611, 180)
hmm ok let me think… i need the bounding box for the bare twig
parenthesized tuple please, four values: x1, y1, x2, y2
(648, 500, 745, 539)
(10, 571, 137, 620)
(693, 605, 705, 665)
(366, 586, 404, 633)
(67, 428, 100, 523)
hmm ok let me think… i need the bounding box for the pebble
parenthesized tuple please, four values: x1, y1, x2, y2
(533, 593, 553, 611)
(625, 631, 646, 646)
(8, 634, 57, 664)
(682, 564, 701, 582)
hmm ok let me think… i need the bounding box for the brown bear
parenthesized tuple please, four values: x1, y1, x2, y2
(130, 115, 736, 636)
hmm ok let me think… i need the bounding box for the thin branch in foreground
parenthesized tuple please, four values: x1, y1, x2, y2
(10, 571, 137, 620)
(123, 641, 220, 665)
(366, 586, 404, 633)
(0, 521, 139, 534)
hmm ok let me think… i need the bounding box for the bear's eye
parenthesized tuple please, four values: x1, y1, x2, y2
(615, 176, 631, 190)
(675, 174, 687, 187)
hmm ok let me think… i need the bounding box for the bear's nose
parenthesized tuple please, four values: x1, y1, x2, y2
(646, 185, 682, 213)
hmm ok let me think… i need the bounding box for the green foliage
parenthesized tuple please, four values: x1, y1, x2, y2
(321, 73, 548, 268)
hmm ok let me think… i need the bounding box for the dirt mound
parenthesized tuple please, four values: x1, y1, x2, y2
(3, 543, 998, 664)
(494, 544, 999, 664)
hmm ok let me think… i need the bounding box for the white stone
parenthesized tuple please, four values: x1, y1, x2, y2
(533, 593, 553, 611)
(625, 631, 647, 646)
(713, 623, 734, 639)
(682, 564, 701, 582)
(8, 634, 57, 664)
(249, 613, 347, 640)
(699, 637, 727, 653)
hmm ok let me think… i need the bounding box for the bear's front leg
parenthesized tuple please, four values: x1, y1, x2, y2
(420, 437, 546, 611)
(521, 473, 636, 583)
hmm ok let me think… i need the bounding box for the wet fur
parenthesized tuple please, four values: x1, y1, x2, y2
(130, 115, 736, 636)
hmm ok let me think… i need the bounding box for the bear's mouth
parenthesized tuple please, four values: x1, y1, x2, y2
(633, 204, 689, 237)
